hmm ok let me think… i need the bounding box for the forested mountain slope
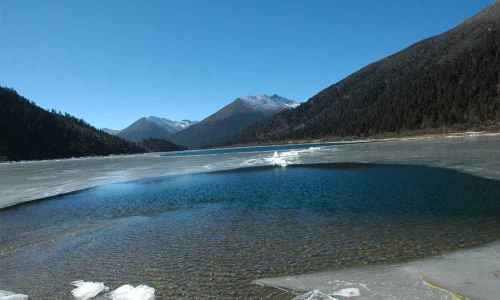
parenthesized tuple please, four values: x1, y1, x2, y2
(171, 95, 298, 148)
(0, 87, 144, 161)
(117, 117, 196, 142)
(238, 2, 500, 143)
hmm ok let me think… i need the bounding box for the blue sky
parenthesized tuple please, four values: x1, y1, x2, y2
(0, 0, 494, 129)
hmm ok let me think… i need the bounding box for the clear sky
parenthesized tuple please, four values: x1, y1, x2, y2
(0, 0, 495, 129)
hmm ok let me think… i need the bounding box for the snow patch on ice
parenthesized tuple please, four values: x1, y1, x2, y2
(0, 290, 28, 300)
(260, 147, 325, 168)
(108, 285, 155, 300)
(331, 287, 360, 297)
(465, 131, 483, 137)
(293, 290, 338, 300)
(265, 151, 290, 167)
(71, 281, 109, 300)
(292, 287, 360, 300)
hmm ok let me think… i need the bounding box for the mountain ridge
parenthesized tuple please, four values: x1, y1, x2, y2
(171, 94, 299, 148)
(117, 117, 197, 142)
(237, 1, 500, 143)
(0, 87, 144, 161)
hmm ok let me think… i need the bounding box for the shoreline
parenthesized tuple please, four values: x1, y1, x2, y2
(217, 128, 500, 149)
(255, 239, 500, 299)
(2, 132, 500, 210)
(3, 129, 499, 165)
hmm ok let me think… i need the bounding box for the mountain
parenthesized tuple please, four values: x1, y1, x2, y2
(102, 128, 120, 135)
(117, 117, 197, 142)
(146, 117, 196, 132)
(238, 2, 500, 143)
(170, 95, 299, 148)
(0, 87, 144, 161)
(139, 138, 187, 152)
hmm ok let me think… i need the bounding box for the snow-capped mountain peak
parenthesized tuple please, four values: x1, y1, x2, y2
(170, 94, 299, 148)
(116, 117, 197, 142)
(145, 117, 197, 132)
(237, 94, 299, 111)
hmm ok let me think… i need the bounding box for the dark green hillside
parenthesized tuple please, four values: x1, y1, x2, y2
(171, 95, 298, 148)
(238, 2, 500, 143)
(0, 87, 144, 161)
(139, 138, 187, 152)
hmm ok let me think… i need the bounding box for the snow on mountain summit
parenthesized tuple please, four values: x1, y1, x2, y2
(237, 94, 299, 111)
(145, 117, 196, 131)
(170, 94, 299, 148)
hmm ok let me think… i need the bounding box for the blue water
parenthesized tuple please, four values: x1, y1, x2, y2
(2, 164, 500, 299)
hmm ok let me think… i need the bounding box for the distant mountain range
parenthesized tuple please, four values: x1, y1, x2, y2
(0, 88, 189, 161)
(102, 128, 120, 135)
(1, 88, 296, 161)
(102, 95, 297, 148)
(111, 117, 197, 142)
(238, 1, 500, 143)
(5, 2, 499, 158)
(170, 95, 299, 148)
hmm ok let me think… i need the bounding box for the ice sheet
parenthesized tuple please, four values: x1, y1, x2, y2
(3, 135, 500, 210)
(0, 290, 28, 300)
(256, 240, 500, 299)
(293, 290, 338, 300)
(292, 288, 361, 300)
(4, 135, 500, 299)
(332, 288, 361, 297)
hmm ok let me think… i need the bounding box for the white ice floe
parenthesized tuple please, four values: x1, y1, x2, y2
(266, 151, 289, 167)
(108, 284, 155, 300)
(331, 288, 360, 297)
(263, 147, 324, 168)
(0, 290, 28, 300)
(70, 282, 155, 300)
(293, 290, 338, 300)
(465, 131, 483, 137)
(71, 281, 109, 300)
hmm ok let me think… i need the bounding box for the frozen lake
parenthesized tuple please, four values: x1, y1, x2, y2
(2, 134, 500, 299)
(2, 135, 500, 210)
